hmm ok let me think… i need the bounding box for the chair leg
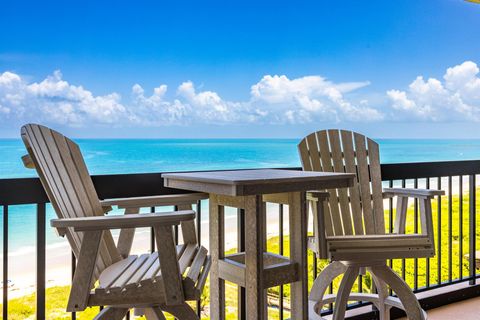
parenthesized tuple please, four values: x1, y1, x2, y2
(93, 307, 129, 320)
(162, 303, 199, 320)
(309, 261, 348, 314)
(145, 307, 167, 320)
(370, 269, 391, 320)
(370, 265, 425, 320)
(332, 266, 359, 320)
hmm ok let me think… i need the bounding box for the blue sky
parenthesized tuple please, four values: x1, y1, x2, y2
(1, 0, 480, 138)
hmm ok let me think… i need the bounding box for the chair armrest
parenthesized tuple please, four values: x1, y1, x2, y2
(51, 210, 195, 233)
(383, 192, 394, 199)
(307, 191, 330, 202)
(383, 188, 444, 199)
(101, 205, 113, 214)
(22, 154, 35, 169)
(100, 193, 208, 209)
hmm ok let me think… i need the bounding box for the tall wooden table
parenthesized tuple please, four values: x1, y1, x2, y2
(162, 169, 355, 319)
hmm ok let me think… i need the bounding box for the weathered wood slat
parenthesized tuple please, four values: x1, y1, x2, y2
(109, 254, 149, 291)
(340, 130, 364, 235)
(367, 138, 385, 234)
(305, 132, 321, 172)
(141, 257, 161, 282)
(186, 246, 208, 282)
(126, 252, 158, 287)
(178, 244, 197, 274)
(317, 131, 343, 235)
(298, 138, 313, 171)
(305, 133, 334, 237)
(98, 255, 137, 290)
(353, 132, 375, 234)
(328, 130, 353, 235)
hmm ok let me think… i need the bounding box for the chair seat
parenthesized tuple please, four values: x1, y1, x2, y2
(308, 234, 434, 261)
(96, 244, 210, 297)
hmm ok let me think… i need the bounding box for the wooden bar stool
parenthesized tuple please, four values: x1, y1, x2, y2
(298, 129, 444, 320)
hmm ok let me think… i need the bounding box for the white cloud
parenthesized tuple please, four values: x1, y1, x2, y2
(0, 69, 382, 127)
(250, 75, 382, 123)
(130, 83, 187, 125)
(0, 70, 127, 126)
(387, 61, 480, 121)
(177, 81, 241, 123)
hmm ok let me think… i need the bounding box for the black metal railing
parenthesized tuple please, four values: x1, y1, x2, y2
(0, 160, 479, 319)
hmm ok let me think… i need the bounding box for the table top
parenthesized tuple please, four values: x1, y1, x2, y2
(162, 169, 355, 196)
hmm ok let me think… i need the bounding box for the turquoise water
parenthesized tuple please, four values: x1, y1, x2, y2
(2, 138, 480, 254)
(3, 138, 480, 178)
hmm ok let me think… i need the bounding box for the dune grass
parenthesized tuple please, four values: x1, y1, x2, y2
(1, 188, 479, 319)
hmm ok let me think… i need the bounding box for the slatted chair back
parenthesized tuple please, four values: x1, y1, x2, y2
(21, 124, 121, 281)
(298, 129, 385, 236)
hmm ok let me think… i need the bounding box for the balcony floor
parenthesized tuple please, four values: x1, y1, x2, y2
(399, 296, 480, 320)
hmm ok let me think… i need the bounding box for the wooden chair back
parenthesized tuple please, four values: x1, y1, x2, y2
(21, 124, 121, 281)
(298, 129, 385, 236)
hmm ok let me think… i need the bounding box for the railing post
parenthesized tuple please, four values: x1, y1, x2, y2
(196, 200, 202, 317)
(469, 174, 476, 285)
(279, 204, 284, 320)
(437, 177, 442, 285)
(174, 205, 179, 245)
(150, 206, 155, 252)
(2, 205, 8, 320)
(459, 175, 464, 280)
(36, 203, 46, 320)
(71, 252, 76, 320)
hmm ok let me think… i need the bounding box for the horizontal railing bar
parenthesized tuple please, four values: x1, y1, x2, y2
(380, 159, 480, 180)
(0, 177, 48, 205)
(0, 168, 299, 205)
(3, 159, 480, 205)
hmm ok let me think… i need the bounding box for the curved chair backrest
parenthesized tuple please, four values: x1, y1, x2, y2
(298, 129, 385, 236)
(21, 124, 121, 280)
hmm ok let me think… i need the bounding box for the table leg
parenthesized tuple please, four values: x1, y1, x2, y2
(237, 208, 246, 320)
(289, 191, 308, 319)
(209, 194, 225, 319)
(262, 202, 268, 319)
(245, 195, 266, 319)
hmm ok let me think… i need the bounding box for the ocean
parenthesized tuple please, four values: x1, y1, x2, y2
(2, 138, 480, 255)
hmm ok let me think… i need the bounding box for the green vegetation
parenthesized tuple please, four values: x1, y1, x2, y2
(1, 189, 479, 319)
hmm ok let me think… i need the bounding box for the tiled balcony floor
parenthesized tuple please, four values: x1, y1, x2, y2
(398, 296, 480, 320)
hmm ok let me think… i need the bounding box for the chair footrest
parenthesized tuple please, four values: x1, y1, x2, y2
(218, 252, 298, 288)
